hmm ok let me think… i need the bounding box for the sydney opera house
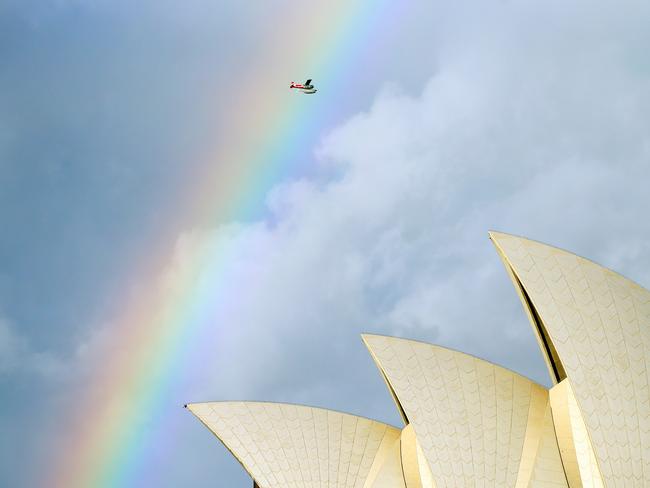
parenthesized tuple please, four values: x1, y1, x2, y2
(186, 232, 650, 487)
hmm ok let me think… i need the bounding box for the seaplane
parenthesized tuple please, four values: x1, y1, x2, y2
(290, 79, 317, 94)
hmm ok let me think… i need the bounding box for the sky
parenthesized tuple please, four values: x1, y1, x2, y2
(1, 1, 650, 487)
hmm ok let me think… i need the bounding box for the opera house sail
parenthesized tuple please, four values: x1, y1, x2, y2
(489, 232, 650, 487)
(186, 232, 650, 487)
(185, 402, 404, 488)
(362, 335, 567, 487)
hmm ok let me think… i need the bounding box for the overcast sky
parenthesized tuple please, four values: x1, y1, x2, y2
(2, 1, 650, 487)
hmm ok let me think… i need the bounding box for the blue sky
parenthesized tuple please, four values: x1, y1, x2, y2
(2, 1, 650, 486)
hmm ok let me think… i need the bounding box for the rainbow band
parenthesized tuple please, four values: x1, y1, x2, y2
(49, 2, 396, 487)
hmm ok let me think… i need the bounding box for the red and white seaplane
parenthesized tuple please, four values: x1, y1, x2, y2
(290, 79, 317, 94)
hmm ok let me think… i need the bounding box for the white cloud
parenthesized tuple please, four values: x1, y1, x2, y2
(158, 0, 650, 406)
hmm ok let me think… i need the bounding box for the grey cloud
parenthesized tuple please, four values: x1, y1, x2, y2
(3, 1, 650, 486)
(0, 315, 65, 378)
(0, 317, 23, 374)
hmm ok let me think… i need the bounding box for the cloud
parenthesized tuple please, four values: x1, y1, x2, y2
(4, 1, 650, 486)
(163, 0, 650, 408)
(0, 316, 66, 379)
(0, 317, 23, 374)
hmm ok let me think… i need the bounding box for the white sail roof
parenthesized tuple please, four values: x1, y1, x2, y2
(490, 231, 650, 486)
(362, 334, 567, 487)
(186, 401, 401, 488)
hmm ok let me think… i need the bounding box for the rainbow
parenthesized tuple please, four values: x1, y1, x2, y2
(49, 2, 398, 486)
